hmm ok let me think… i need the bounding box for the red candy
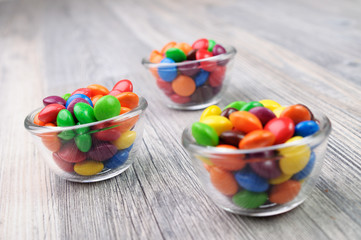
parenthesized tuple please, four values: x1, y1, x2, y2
(264, 117, 295, 144)
(38, 104, 65, 123)
(112, 79, 133, 93)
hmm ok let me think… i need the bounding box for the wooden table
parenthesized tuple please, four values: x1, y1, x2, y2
(1, 0, 360, 239)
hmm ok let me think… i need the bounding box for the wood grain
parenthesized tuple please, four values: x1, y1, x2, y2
(0, 0, 360, 239)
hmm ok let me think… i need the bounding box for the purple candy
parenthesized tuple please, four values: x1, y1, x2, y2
(212, 44, 226, 56)
(249, 107, 276, 126)
(87, 141, 117, 162)
(43, 96, 66, 106)
(178, 61, 200, 77)
(249, 151, 281, 179)
(67, 98, 89, 115)
(191, 85, 214, 103)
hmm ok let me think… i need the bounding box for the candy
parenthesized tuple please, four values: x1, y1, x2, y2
(200, 105, 222, 121)
(234, 168, 269, 192)
(269, 180, 301, 204)
(172, 75, 196, 97)
(264, 117, 294, 144)
(165, 48, 186, 62)
(65, 93, 93, 108)
(112, 131, 136, 150)
(210, 167, 238, 196)
(219, 130, 244, 147)
(38, 104, 65, 123)
(104, 148, 131, 169)
(43, 96, 66, 106)
(87, 141, 118, 161)
(239, 130, 275, 149)
(158, 58, 178, 82)
(248, 107, 276, 126)
(232, 190, 268, 209)
(200, 115, 232, 136)
(94, 95, 121, 121)
(212, 44, 226, 56)
(147, 39, 231, 107)
(191, 122, 219, 146)
(280, 104, 312, 125)
(74, 160, 104, 176)
(32, 79, 142, 177)
(190, 99, 321, 209)
(295, 120, 320, 137)
(239, 101, 263, 111)
(229, 111, 263, 133)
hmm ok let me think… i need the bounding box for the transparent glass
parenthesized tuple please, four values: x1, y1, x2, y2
(142, 46, 237, 110)
(24, 97, 148, 183)
(182, 111, 331, 216)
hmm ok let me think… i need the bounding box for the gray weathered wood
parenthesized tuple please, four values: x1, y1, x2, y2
(0, 0, 360, 239)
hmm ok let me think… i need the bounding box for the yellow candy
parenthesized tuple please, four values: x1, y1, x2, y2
(279, 136, 311, 175)
(197, 155, 214, 166)
(259, 99, 282, 111)
(200, 105, 222, 121)
(200, 115, 233, 136)
(74, 160, 104, 176)
(273, 106, 286, 117)
(269, 173, 292, 184)
(112, 131, 137, 150)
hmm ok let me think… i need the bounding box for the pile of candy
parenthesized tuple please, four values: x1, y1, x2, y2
(33, 80, 140, 176)
(148, 38, 232, 105)
(191, 100, 320, 209)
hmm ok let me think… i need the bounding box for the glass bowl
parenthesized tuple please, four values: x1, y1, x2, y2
(24, 97, 148, 183)
(182, 110, 331, 216)
(142, 45, 236, 110)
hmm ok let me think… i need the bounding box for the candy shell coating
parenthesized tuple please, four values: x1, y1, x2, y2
(74, 160, 104, 176)
(94, 95, 121, 121)
(234, 169, 269, 192)
(232, 190, 268, 209)
(104, 149, 129, 169)
(191, 122, 219, 146)
(112, 131, 137, 150)
(210, 167, 238, 196)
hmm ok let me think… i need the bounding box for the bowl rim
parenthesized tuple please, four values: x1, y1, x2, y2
(182, 109, 332, 155)
(24, 96, 148, 134)
(141, 45, 237, 68)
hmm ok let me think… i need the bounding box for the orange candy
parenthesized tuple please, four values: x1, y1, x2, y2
(212, 145, 246, 171)
(229, 111, 263, 133)
(171, 75, 196, 97)
(115, 92, 139, 109)
(210, 167, 239, 196)
(120, 106, 131, 115)
(160, 41, 177, 54)
(173, 42, 192, 55)
(239, 130, 275, 149)
(34, 112, 45, 126)
(149, 50, 164, 63)
(280, 104, 311, 125)
(91, 94, 103, 106)
(269, 180, 301, 204)
(87, 84, 109, 96)
(40, 133, 62, 152)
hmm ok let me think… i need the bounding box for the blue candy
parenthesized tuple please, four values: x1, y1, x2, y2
(158, 58, 178, 82)
(234, 168, 269, 192)
(194, 69, 210, 87)
(65, 93, 93, 108)
(293, 151, 316, 180)
(295, 120, 320, 137)
(104, 149, 129, 169)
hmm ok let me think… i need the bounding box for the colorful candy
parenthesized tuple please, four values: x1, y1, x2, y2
(33, 79, 142, 177)
(147, 38, 232, 106)
(190, 100, 320, 209)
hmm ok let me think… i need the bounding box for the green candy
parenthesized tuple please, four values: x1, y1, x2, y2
(240, 101, 264, 111)
(94, 95, 121, 121)
(224, 101, 247, 111)
(58, 130, 76, 140)
(57, 109, 75, 127)
(62, 93, 71, 101)
(208, 39, 216, 52)
(56, 109, 76, 140)
(232, 190, 268, 209)
(75, 134, 92, 152)
(191, 122, 219, 146)
(74, 102, 97, 124)
(75, 122, 90, 135)
(165, 47, 186, 62)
